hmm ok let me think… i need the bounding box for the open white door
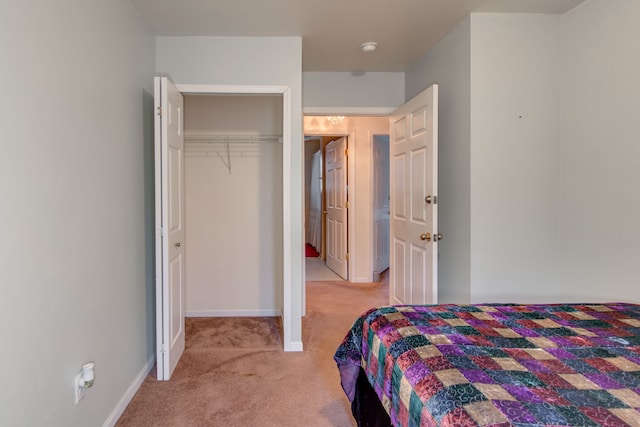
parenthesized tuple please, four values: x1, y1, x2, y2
(390, 85, 439, 305)
(154, 77, 185, 380)
(325, 137, 348, 279)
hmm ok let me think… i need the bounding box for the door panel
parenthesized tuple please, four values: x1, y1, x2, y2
(410, 147, 427, 224)
(389, 85, 438, 305)
(169, 254, 183, 346)
(393, 238, 406, 303)
(393, 154, 406, 219)
(169, 146, 182, 232)
(325, 137, 348, 279)
(155, 76, 185, 380)
(412, 107, 427, 133)
(410, 244, 426, 304)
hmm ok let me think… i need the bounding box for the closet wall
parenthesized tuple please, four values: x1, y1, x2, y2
(184, 95, 283, 316)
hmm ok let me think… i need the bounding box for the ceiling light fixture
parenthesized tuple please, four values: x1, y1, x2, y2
(360, 42, 377, 53)
(326, 116, 345, 125)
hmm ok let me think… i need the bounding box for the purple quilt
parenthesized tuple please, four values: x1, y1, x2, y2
(334, 303, 640, 427)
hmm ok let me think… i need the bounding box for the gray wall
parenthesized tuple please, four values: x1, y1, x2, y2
(558, 0, 640, 302)
(405, 1, 640, 305)
(405, 16, 472, 303)
(0, 0, 156, 425)
(303, 72, 405, 110)
(469, 13, 562, 303)
(406, 13, 564, 304)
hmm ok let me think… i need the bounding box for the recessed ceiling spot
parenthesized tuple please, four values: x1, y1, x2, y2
(360, 42, 377, 53)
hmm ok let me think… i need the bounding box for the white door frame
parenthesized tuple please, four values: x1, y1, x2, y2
(176, 84, 299, 352)
(303, 130, 354, 283)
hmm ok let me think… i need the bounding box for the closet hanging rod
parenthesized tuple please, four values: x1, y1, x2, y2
(184, 135, 282, 144)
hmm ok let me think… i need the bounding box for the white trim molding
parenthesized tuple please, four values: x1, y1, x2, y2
(284, 341, 304, 352)
(186, 309, 283, 317)
(177, 84, 289, 94)
(303, 107, 395, 116)
(172, 83, 299, 353)
(280, 87, 299, 351)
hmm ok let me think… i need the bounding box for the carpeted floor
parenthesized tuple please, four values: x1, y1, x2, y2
(306, 257, 343, 281)
(116, 277, 388, 426)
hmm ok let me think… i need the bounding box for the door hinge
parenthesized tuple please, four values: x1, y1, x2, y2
(158, 227, 165, 236)
(157, 106, 162, 116)
(159, 344, 167, 354)
(345, 148, 348, 156)
(345, 253, 349, 261)
(345, 201, 349, 209)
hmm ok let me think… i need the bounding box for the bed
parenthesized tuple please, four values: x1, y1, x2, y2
(334, 303, 640, 427)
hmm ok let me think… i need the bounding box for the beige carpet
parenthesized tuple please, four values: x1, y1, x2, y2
(116, 278, 388, 427)
(306, 257, 344, 281)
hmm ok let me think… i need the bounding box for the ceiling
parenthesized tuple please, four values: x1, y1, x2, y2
(130, 0, 584, 72)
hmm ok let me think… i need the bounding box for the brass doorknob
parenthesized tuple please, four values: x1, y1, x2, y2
(175, 242, 181, 247)
(420, 233, 431, 241)
(434, 233, 443, 242)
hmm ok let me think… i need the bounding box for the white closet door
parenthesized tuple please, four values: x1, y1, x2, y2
(154, 76, 185, 380)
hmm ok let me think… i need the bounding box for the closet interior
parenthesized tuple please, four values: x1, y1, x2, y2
(183, 94, 284, 317)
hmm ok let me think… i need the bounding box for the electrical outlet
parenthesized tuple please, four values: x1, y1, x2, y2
(74, 373, 86, 404)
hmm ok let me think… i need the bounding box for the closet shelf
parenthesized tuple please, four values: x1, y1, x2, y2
(184, 135, 282, 144)
(184, 135, 282, 173)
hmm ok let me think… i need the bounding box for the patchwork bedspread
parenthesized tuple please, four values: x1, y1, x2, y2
(334, 303, 640, 427)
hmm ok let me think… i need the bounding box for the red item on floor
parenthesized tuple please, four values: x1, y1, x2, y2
(305, 243, 319, 257)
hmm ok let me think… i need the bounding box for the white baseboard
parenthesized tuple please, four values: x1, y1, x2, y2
(186, 309, 283, 317)
(284, 341, 304, 352)
(103, 354, 154, 427)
